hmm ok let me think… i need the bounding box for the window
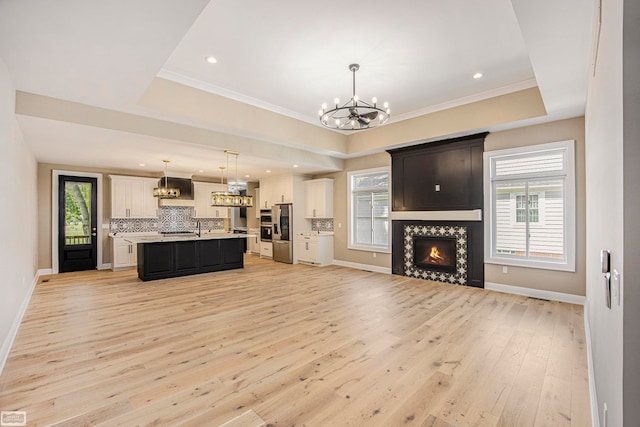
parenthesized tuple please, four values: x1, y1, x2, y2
(348, 167, 390, 252)
(516, 194, 538, 223)
(484, 140, 575, 271)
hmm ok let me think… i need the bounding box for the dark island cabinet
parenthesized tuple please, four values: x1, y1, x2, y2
(137, 238, 244, 281)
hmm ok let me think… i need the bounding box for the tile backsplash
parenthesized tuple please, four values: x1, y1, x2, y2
(311, 218, 334, 232)
(110, 206, 224, 234)
(110, 217, 158, 233)
(158, 206, 193, 232)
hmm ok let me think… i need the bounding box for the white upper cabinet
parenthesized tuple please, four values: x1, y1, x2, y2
(259, 179, 274, 209)
(110, 175, 158, 218)
(259, 175, 303, 209)
(193, 182, 229, 219)
(304, 178, 334, 218)
(254, 188, 261, 218)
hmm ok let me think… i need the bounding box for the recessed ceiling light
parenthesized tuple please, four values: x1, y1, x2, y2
(199, 170, 204, 173)
(245, 174, 250, 178)
(205, 55, 217, 64)
(293, 164, 299, 168)
(266, 170, 271, 173)
(473, 72, 483, 79)
(139, 163, 145, 167)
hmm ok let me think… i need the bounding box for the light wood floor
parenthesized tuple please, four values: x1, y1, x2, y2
(0, 255, 590, 426)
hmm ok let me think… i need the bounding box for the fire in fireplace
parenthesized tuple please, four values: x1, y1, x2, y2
(413, 236, 457, 273)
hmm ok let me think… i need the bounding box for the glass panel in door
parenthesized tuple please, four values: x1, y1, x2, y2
(64, 181, 93, 246)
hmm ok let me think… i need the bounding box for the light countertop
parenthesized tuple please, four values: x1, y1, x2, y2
(299, 232, 334, 236)
(123, 233, 256, 244)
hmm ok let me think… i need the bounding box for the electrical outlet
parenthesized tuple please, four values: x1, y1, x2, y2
(502, 266, 508, 274)
(373, 252, 377, 258)
(338, 223, 342, 229)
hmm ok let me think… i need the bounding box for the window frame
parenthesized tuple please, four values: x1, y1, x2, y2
(484, 140, 576, 272)
(347, 166, 391, 253)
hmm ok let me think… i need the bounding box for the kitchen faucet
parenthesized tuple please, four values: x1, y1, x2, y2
(196, 220, 201, 237)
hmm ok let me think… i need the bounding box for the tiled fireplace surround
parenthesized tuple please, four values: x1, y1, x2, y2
(403, 223, 469, 285)
(392, 218, 484, 288)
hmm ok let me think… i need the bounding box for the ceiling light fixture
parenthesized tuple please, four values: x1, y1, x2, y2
(319, 63, 390, 131)
(153, 160, 180, 198)
(211, 150, 254, 207)
(205, 55, 217, 64)
(473, 72, 483, 79)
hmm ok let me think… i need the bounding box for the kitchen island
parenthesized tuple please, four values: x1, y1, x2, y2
(125, 233, 252, 281)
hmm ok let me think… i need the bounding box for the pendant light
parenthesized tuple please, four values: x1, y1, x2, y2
(153, 160, 180, 198)
(211, 150, 254, 207)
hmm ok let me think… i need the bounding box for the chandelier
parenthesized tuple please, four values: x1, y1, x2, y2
(211, 150, 254, 207)
(153, 160, 180, 198)
(319, 63, 390, 131)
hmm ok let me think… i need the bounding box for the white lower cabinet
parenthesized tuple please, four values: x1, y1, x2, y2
(259, 241, 273, 258)
(297, 234, 333, 266)
(248, 229, 260, 254)
(112, 236, 137, 270)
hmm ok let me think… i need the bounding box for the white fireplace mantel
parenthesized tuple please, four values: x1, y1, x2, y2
(390, 209, 482, 222)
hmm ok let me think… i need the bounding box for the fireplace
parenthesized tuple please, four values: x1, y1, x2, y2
(392, 220, 484, 287)
(388, 134, 486, 287)
(413, 236, 457, 273)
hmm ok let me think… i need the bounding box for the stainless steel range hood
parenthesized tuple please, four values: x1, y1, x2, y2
(157, 177, 195, 207)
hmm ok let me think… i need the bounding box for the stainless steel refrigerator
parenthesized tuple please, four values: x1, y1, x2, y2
(272, 203, 293, 263)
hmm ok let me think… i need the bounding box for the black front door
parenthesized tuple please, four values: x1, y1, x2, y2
(58, 175, 98, 272)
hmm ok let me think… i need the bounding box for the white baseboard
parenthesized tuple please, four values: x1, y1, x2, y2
(484, 282, 586, 305)
(40, 264, 112, 273)
(0, 271, 38, 375)
(332, 260, 392, 275)
(584, 304, 600, 427)
(37, 268, 53, 276)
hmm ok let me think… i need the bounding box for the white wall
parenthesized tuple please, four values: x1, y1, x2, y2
(0, 56, 38, 373)
(622, 0, 640, 421)
(584, 0, 627, 425)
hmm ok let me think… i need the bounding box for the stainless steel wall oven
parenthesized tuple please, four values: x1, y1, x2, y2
(259, 209, 272, 242)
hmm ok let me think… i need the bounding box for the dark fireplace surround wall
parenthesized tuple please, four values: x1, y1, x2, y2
(387, 133, 487, 288)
